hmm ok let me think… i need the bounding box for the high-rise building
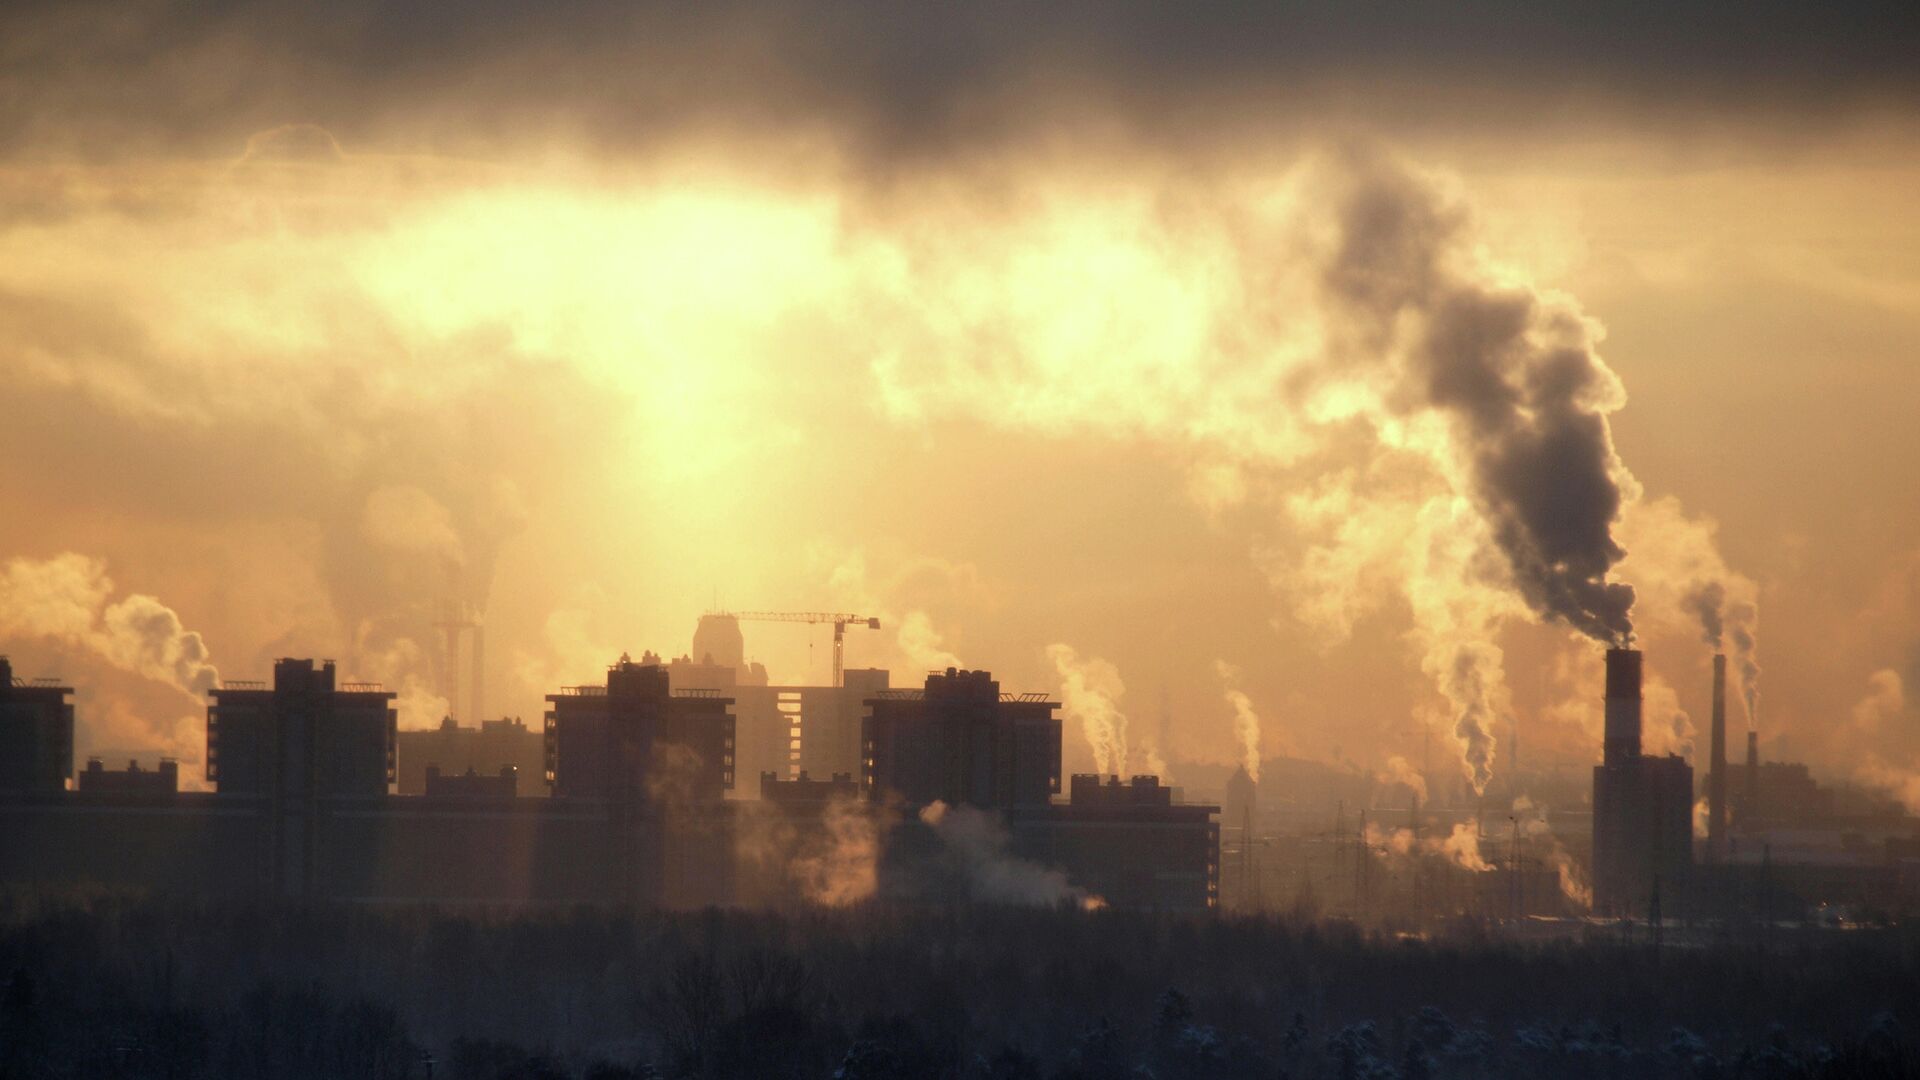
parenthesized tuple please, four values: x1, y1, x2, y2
(545, 655, 735, 801)
(207, 659, 396, 798)
(0, 657, 73, 792)
(206, 659, 397, 897)
(862, 668, 1060, 810)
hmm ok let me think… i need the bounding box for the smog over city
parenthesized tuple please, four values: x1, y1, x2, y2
(2, 3, 1919, 1078)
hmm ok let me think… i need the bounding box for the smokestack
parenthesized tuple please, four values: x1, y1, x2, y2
(1707, 654, 1727, 863)
(1744, 729, 1759, 825)
(1603, 648, 1642, 766)
(470, 623, 485, 726)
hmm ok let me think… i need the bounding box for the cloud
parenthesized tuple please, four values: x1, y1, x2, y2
(4, 2, 1916, 169)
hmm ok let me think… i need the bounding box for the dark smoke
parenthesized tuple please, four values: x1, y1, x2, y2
(1326, 159, 1636, 645)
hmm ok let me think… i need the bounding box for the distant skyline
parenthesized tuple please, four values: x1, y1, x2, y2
(2, 1, 1918, 805)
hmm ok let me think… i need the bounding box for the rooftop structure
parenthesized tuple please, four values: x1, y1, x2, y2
(544, 654, 735, 801)
(77, 757, 179, 794)
(862, 668, 1060, 811)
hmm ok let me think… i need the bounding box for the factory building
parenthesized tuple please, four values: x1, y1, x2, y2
(545, 654, 734, 801)
(395, 715, 544, 796)
(0, 658, 74, 792)
(862, 667, 1061, 810)
(1591, 648, 1694, 916)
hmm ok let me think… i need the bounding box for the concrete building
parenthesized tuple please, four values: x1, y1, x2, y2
(863, 668, 1061, 811)
(77, 757, 179, 794)
(423, 764, 518, 798)
(208, 659, 396, 798)
(395, 715, 543, 796)
(206, 659, 398, 897)
(0, 657, 74, 792)
(1032, 775, 1220, 910)
(545, 654, 735, 801)
(760, 770, 860, 805)
(1591, 648, 1694, 916)
(669, 657, 885, 793)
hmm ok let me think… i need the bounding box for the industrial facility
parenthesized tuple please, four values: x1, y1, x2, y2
(7, 621, 1920, 924)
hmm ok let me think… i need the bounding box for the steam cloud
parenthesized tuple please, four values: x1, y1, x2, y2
(1214, 659, 1263, 783)
(0, 553, 219, 697)
(920, 800, 1103, 910)
(1048, 644, 1130, 776)
(1682, 578, 1762, 730)
(1851, 671, 1918, 813)
(1376, 754, 1427, 804)
(0, 553, 220, 780)
(789, 797, 882, 906)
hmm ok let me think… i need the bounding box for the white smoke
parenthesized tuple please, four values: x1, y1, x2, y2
(1363, 818, 1491, 872)
(1376, 753, 1428, 804)
(359, 483, 466, 565)
(1512, 796, 1592, 909)
(789, 796, 882, 906)
(920, 800, 1103, 910)
(1214, 659, 1264, 783)
(896, 611, 962, 672)
(1048, 643, 1130, 776)
(1851, 670, 1917, 812)
(0, 554, 220, 697)
(0, 553, 220, 784)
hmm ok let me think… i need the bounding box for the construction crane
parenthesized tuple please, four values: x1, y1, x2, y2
(723, 611, 881, 687)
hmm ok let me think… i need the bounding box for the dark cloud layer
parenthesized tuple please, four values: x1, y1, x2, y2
(3, 0, 1916, 164)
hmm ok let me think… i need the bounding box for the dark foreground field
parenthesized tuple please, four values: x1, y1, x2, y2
(0, 897, 1915, 1079)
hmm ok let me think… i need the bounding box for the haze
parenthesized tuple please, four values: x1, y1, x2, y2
(3, 0, 1918, 804)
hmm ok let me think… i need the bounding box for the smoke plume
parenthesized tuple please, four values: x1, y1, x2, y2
(1048, 643, 1131, 776)
(1681, 579, 1763, 730)
(1850, 671, 1918, 812)
(1512, 796, 1592, 909)
(0, 554, 220, 698)
(1318, 153, 1636, 647)
(1363, 818, 1491, 873)
(0, 553, 220, 782)
(1214, 660, 1263, 783)
(920, 800, 1103, 910)
(788, 796, 882, 906)
(1376, 754, 1427, 804)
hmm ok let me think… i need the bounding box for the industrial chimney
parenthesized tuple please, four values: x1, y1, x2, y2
(1744, 729, 1759, 825)
(1707, 654, 1727, 863)
(469, 624, 485, 727)
(1603, 648, 1643, 766)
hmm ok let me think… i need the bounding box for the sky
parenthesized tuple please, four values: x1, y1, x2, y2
(2, 0, 1918, 800)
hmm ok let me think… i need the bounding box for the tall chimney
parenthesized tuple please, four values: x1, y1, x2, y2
(1744, 729, 1759, 825)
(1603, 648, 1643, 766)
(470, 624, 486, 727)
(1707, 654, 1727, 863)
